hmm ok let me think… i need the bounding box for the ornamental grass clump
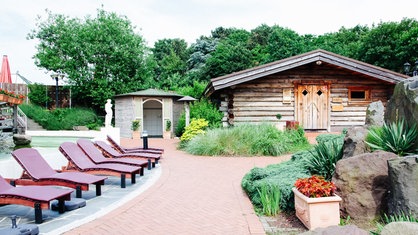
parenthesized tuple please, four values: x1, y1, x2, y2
(366, 119, 418, 156)
(294, 175, 336, 198)
(257, 183, 281, 216)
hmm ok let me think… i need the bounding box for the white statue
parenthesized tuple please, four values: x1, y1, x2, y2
(105, 99, 113, 127)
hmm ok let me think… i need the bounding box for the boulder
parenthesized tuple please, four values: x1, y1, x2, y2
(12, 134, 31, 146)
(381, 222, 418, 235)
(385, 77, 418, 148)
(332, 151, 398, 220)
(342, 126, 370, 159)
(300, 225, 368, 235)
(387, 156, 418, 216)
(365, 101, 385, 127)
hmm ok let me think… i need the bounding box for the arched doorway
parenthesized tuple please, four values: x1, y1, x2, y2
(143, 99, 163, 137)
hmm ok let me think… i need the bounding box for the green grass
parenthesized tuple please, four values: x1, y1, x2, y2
(183, 124, 311, 156)
(257, 183, 281, 216)
(371, 212, 418, 234)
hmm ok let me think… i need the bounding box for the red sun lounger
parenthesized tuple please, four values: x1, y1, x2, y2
(11, 148, 106, 198)
(0, 175, 72, 224)
(77, 139, 148, 175)
(95, 140, 160, 168)
(107, 135, 163, 154)
(59, 142, 141, 188)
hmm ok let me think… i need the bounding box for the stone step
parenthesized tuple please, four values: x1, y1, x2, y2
(26, 118, 45, 130)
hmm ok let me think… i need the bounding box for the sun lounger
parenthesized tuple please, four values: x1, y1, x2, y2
(0, 175, 72, 224)
(95, 140, 160, 167)
(107, 135, 164, 154)
(59, 142, 141, 188)
(77, 139, 148, 175)
(11, 148, 106, 198)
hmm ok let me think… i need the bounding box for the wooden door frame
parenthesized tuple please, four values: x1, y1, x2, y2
(293, 81, 331, 131)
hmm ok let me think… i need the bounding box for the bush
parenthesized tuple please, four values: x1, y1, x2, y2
(242, 158, 310, 211)
(183, 124, 311, 156)
(175, 98, 222, 137)
(180, 118, 209, 142)
(301, 138, 344, 181)
(19, 104, 101, 130)
(27, 83, 52, 107)
(366, 119, 418, 156)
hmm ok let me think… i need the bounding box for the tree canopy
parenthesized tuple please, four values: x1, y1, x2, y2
(29, 9, 418, 112)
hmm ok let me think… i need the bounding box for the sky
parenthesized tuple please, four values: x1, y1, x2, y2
(0, 0, 417, 85)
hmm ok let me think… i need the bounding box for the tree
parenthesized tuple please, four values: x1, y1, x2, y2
(28, 9, 154, 112)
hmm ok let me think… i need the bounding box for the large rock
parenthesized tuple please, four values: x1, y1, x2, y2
(385, 77, 418, 142)
(387, 156, 418, 217)
(365, 101, 385, 127)
(381, 222, 418, 235)
(332, 151, 398, 220)
(12, 134, 31, 146)
(342, 126, 370, 159)
(300, 225, 368, 235)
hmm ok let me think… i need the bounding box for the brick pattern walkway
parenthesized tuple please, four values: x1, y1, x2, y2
(64, 138, 291, 235)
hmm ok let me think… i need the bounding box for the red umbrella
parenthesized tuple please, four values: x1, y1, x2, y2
(0, 55, 12, 83)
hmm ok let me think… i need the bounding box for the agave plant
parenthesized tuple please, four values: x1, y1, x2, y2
(302, 139, 343, 181)
(366, 119, 418, 156)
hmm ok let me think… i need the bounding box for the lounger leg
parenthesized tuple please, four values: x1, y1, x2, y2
(96, 184, 102, 196)
(76, 185, 82, 198)
(131, 173, 136, 184)
(121, 174, 126, 188)
(10, 180, 15, 186)
(34, 202, 42, 224)
(152, 162, 156, 168)
(147, 159, 151, 170)
(155, 159, 159, 164)
(140, 168, 144, 176)
(58, 200, 66, 214)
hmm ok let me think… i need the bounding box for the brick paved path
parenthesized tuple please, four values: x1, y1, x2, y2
(65, 138, 290, 235)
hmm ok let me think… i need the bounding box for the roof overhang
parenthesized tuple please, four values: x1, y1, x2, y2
(204, 49, 408, 97)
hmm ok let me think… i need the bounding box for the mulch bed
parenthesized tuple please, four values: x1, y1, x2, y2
(261, 211, 308, 235)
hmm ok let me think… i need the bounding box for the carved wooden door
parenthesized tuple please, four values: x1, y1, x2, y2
(297, 85, 329, 130)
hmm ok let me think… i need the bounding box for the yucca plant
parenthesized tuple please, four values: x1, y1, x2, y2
(302, 139, 343, 181)
(366, 119, 418, 156)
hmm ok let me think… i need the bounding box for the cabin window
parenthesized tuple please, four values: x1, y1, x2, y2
(348, 87, 370, 102)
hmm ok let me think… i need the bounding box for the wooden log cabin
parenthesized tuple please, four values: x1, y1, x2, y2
(204, 49, 408, 132)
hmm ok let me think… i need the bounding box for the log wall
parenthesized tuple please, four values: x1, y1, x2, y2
(215, 63, 395, 131)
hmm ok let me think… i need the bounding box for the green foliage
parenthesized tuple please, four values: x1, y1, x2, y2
(175, 98, 223, 137)
(366, 120, 418, 156)
(257, 183, 281, 216)
(131, 119, 141, 131)
(372, 212, 418, 235)
(27, 83, 52, 107)
(180, 118, 209, 142)
(19, 104, 100, 130)
(302, 138, 344, 181)
(165, 119, 171, 131)
(28, 9, 153, 112)
(183, 124, 310, 156)
(242, 158, 310, 211)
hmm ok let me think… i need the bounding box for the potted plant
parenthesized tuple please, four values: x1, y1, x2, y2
(163, 119, 172, 139)
(292, 175, 342, 230)
(131, 119, 141, 139)
(275, 113, 285, 130)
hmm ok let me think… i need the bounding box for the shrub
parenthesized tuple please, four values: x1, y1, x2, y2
(175, 98, 222, 137)
(366, 119, 418, 156)
(242, 158, 310, 211)
(131, 119, 141, 131)
(19, 104, 100, 130)
(183, 124, 311, 156)
(180, 118, 209, 142)
(27, 83, 52, 107)
(302, 138, 344, 181)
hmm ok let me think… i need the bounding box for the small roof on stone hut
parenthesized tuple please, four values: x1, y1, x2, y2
(115, 88, 183, 98)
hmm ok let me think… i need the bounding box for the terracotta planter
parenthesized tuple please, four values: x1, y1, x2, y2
(292, 188, 341, 230)
(286, 121, 299, 130)
(132, 131, 141, 140)
(0, 94, 6, 102)
(15, 99, 23, 105)
(163, 131, 171, 139)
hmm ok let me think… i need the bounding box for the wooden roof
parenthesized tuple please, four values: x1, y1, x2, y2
(115, 88, 183, 98)
(204, 49, 408, 96)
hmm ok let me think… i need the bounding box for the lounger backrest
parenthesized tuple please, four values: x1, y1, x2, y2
(95, 141, 121, 156)
(59, 142, 96, 169)
(77, 139, 107, 162)
(12, 148, 57, 179)
(0, 175, 14, 191)
(106, 135, 124, 153)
